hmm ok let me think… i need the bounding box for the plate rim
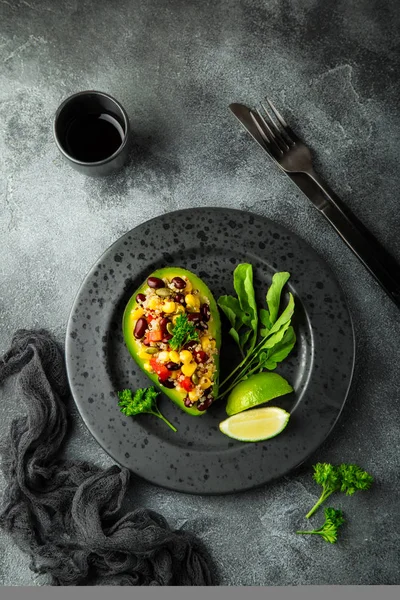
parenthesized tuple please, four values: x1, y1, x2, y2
(65, 206, 356, 495)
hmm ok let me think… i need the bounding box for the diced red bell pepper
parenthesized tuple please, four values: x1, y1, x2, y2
(181, 377, 194, 392)
(150, 358, 171, 381)
(146, 330, 163, 343)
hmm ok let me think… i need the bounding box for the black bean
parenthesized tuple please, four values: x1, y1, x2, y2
(147, 276, 164, 289)
(202, 397, 213, 410)
(174, 293, 185, 304)
(184, 397, 193, 407)
(160, 377, 175, 388)
(165, 361, 181, 371)
(200, 304, 210, 322)
(187, 312, 202, 323)
(162, 334, 173, 342)
(171, 276, 186, 289)
(184, 341, 198, 350)
(134, 317, 148, 339)
(136, 293, 146, 304)
(159, 317, 169, 332)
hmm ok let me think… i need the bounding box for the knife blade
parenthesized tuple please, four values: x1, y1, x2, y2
(229, 102, 400, 309)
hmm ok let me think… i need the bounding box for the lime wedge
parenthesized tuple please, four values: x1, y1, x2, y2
(225, 372, 293, 416)
(219, 406, 290, 442)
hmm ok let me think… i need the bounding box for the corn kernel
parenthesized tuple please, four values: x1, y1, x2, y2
(184, 278, 193, 292)
(163, 301, 176, 314)
(179, 350, 193, 364)
(189, 389, 201, 402)
(158, 351, 170, 363)
(201, 336, 211, 351)
(148, 297, 161, 310)
(143, 362, 152, 372)
(199, 377, 212, 390)
(201, 336, 216, 352)
(138, 349, 151, 360)
(170, 371, 179, 380)
(169, 350, 180, 363)
(131, 307, 144, 320)
(181, 362, 197, 377)
(185, 293, 200, 311)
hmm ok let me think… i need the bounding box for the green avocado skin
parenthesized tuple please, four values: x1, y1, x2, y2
(122, 267, 221, 416)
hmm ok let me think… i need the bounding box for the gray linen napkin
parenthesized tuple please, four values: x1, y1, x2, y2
(0, 329, 216, 586)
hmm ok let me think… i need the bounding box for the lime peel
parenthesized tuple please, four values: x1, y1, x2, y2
(226, 372, 293, 416)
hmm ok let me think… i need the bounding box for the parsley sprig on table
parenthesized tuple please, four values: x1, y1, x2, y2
(117, 387, 177, 432)
(295, 463, 373, 544)
(305, 463, 373, 519)
(169, 313, 199, 351)
(297, 507, 345, 544)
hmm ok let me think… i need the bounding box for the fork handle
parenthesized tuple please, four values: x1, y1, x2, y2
(303, 169, 400, 309)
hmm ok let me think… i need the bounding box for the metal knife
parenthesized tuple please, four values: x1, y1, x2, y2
(229, 102, 400, 309)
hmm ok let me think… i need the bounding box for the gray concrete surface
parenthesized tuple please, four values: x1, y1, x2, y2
(1, 0, 399, 586)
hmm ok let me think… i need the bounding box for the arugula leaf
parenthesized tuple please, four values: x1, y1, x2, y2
(267, 292, 295, 336)
(218, 296, 248, 354)
(217, 296, 245, 330)
(228, 327, 240, 347)
(259, 319, 292, 351)
(218, 264, 259, 356)
(217, 266, 296, 396)
(259, 308, 272, 336)
(266, 272, 290, 325)
(239, 328, 252, 352)
(262, 326, 297, 369)
(259, 272, 290, 335)
(233, 264, 258, 352)
(254, 324, 295, 372)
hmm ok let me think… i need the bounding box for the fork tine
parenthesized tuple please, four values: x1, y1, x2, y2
(265, 98, 288, 128)
(249, 110, 283, 160)
(261, 101, 294, 147)
(265, 98, 299, 144)
(255, 108, 289, 153)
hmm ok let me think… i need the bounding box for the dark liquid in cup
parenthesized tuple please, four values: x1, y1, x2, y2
(64, 112, 124, 162)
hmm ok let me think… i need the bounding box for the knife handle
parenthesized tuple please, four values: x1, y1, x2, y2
(303, 170, 400, 309)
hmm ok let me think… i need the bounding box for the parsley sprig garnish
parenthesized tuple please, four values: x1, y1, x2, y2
(169, 313, 199, 351)
(117, 387, 177, 432)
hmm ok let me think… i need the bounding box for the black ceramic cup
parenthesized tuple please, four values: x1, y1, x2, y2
(53, 91, 130, 177)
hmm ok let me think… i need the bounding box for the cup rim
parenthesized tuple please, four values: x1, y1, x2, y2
(53, 90, 130, 167)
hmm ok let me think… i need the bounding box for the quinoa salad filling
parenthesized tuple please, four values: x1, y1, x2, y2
(131, 274, 218, 411)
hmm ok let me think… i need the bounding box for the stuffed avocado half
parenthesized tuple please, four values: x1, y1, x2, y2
(123, 267, 221, 416)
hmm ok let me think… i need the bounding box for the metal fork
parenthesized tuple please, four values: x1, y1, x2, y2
(229, 99, 400, 310)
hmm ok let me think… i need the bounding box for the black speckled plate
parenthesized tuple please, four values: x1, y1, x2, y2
(66, 208, 355, 494)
